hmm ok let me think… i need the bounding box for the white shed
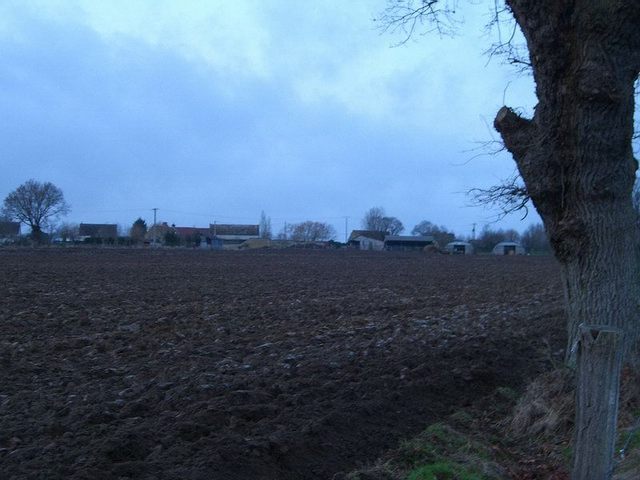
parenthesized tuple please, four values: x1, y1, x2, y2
(445, 241, 474, 255)
(492, 241, 525, 255)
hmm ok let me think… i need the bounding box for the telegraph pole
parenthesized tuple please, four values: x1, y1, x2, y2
(472, 223, 476, 241)
(344, 216, 349, 243)
(152, 208, 158, 246)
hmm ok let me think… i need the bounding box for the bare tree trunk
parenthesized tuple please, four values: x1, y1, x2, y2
(30, 224, 44, 245)
(562, 206, 640, 364)
(572, 325, 623, 480)
(497, 0, 640, 365)
(494, 3, 640, 479)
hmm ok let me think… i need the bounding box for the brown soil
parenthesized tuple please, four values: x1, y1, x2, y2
(0, 249, 565, 479)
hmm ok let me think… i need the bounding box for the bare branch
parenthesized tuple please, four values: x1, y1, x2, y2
(375, 1, 460, 45)
(482, 2, 531, 73)
(468, 173, 530, 220)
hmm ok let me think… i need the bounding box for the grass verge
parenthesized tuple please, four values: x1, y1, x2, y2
(345, 367, 640, 480)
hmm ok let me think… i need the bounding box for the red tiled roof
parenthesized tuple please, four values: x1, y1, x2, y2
(174, 227, 211, 238)
(209, 224, 259, 236)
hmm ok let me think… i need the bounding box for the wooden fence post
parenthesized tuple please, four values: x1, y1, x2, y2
(572, 324, 624, 480)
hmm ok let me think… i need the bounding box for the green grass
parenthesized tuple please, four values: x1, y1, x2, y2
(393, 422, 499, 480)
(618, 426, 640, 453)
(449, 410, 474, 427)
(406, 461, 487, 480)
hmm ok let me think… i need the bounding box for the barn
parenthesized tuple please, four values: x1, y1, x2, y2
(348, 230, 385, 251)
(174, 227, 212, 248)
(384, 235, 435, 252)
(445, 241, 474, 255)
(210, 224, 260, 249)
(0, 221, 20, 237)
(0, 221, 20, 244)
(79, 223, 118, 241)
(492, 241, 525, 255)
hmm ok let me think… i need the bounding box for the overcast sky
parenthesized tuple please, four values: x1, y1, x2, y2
(0, 0, 541, 241)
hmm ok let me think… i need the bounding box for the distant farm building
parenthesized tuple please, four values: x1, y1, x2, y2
(445, 241, 474, 255)
(0, 221, 20, 243)
(145, 222, 175, 244)
(348, 230, 385, 250)
(384, 235, 435, 252)
(174, 227, 212, 248)
(210, 224, 260, 249)
(0, 221, 20, 236)
(79, 223, 118, 241)
(492, 241, 525, 255)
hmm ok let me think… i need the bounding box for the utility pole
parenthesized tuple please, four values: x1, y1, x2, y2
(344, 216, 349, 243)
(152, 208, 158, 246)
(472, 223, 476, 241)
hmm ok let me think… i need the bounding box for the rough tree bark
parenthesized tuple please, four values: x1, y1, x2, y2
(494, 0, 640, 365)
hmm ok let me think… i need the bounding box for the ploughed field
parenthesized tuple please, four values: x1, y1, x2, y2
(0, 249, 564, 480)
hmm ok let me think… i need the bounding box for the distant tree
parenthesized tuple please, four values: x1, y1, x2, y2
(362, 207, 404, 234)
(259, 211, 272, 239)
(164, 230, 180, 247)
(362, 206, 387, 231)
(290, 221, 336, 242)
(2, 179, 70, 244)
(473, 226, 510, 253)
(521, 223, 551, 254)
(382, 216, 404, 235)
(276, 223, 292, 240)
(185, 232, 202, 248)
(56, 222, 79, 242)
(411, 220, 455, 247)
(502, 229, 520, 242)
(130, 218, 147, 244)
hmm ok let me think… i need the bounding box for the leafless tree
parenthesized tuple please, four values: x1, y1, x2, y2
(362, 207, 405, 234)
(2, 179, 70, 244)
(259, 211, 272, 239)
(290, 221, 336, 242)
(473, 224, 518, 253)
(362, 206, 387, 231)
(55, 222, 79, 242)
(520, 222, 551, 254)
(411, 220, 455, 247)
